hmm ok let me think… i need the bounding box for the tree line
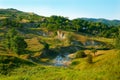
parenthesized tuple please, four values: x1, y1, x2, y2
(1, 15, 119, 38)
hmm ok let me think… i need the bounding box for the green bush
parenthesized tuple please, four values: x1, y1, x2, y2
(86, 54, 93, 64)
(91, 48, 97, 56)
(4, 28, 27, 54)
(75, 50, 86, 58)
(71, 61, 80, 65)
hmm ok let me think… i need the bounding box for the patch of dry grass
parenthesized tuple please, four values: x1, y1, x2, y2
(73, 33, 88, 43)
(25, 37, 44, 51)
(90, 37, 114, 44)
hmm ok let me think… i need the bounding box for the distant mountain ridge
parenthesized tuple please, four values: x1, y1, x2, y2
(0, 8, 120, 28)
(0, 8, 120, 27)
(80, 18, 120, 26)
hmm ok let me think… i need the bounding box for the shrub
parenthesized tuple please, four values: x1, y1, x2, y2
(91, 48, 97, 56)
(0, 64, 9, 75)
(75, 50, 86, 58)
(86, 54, 93, 64)
(71, 61, 80, 65)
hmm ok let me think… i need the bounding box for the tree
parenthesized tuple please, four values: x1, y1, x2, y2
(86, 54, 93, 64)
(5, 28, 27, 54)
(11, 36, 27, 54)
(43, 42, 49, 50)
(5, 28, 17, 50)
(91, 48, 97, 56)
(75, 50, 86, 58)
(2, 18, 22, 28)
(115, 29, 120, 49)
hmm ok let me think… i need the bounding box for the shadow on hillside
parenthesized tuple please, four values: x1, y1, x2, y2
(18, 27, 48, 39)
(0, 47, 6, 51)
(93, 59, 101, 64)
(0, 55, 35, 75)
(23, 50, 40, 54)
(0, 45, 6, 53)
(96, 54, 103, 57)
(53, 45, 85, 55)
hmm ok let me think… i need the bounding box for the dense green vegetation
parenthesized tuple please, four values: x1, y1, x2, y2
(0, 8, 120, 38)
(0, 8, 120, 80)
(4, 28, 27, 54)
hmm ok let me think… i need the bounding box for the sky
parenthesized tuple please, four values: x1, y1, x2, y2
(0, 0, 120, 20)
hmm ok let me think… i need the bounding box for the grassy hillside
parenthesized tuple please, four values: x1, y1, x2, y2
(0, 8, 120, 80)
(0, 49, 120, 80)
(0, 29, 119, 80)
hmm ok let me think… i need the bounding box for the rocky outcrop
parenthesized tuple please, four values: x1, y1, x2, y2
(57, 30, 66, 40)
